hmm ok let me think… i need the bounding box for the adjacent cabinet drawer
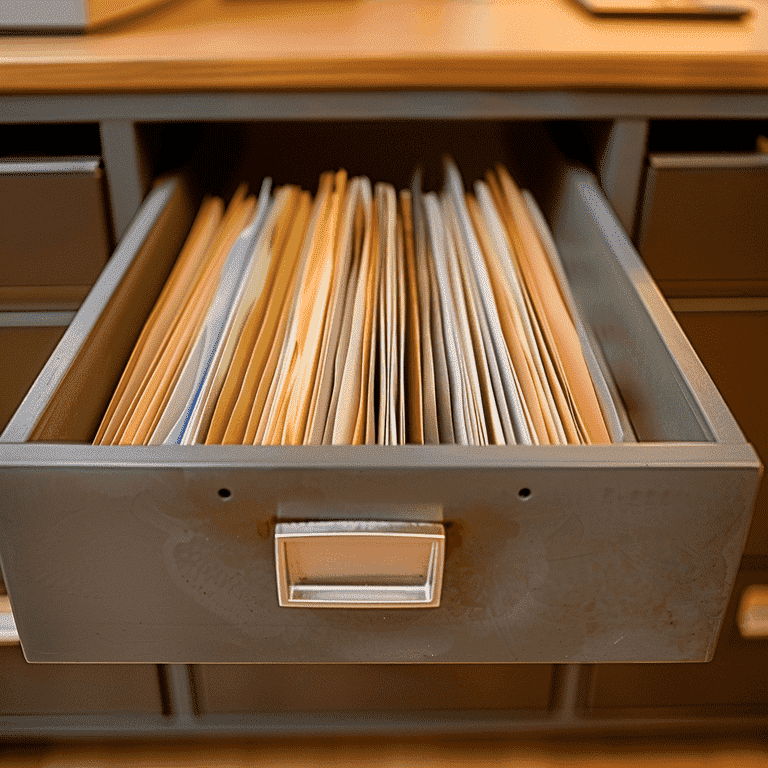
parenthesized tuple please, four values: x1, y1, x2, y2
(637, 123, 768, 298)
(0, 156, 112, 311)
(589, 570, 768, 713)
(194, 664, 555, 714)
(0, 645, 162, 716)
(0, 124, 760, 665)
(0, 318, 68, 433)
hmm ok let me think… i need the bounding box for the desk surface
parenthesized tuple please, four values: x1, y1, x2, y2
(2, 0, 768, 93)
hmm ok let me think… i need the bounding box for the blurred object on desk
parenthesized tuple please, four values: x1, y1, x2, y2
(572, 0, 750, 19)
(0, 0, 176, 33)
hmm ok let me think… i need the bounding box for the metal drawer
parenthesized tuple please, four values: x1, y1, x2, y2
(637, 152, 768, 298)
(0, 157, 761, 664)
(673, 304, 768, 558)
(0, 317, 68, 433)
(0, 157, 112, 311)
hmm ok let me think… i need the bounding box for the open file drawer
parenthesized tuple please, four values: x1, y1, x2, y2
(0, 152, 761, 664)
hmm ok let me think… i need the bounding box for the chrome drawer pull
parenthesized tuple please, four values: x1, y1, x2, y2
(275, 521, 445, 608)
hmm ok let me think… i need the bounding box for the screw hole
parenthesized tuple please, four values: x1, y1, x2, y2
(218, 488, 232, 500)
(518, 488, 531, 500)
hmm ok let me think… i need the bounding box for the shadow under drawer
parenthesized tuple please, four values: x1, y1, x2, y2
(193, 663, 554, 713)
(0, 645, 162, 716)
(588, 570, 768, 713)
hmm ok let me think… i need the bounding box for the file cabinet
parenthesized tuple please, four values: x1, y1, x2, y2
(0, 0, 767, 740)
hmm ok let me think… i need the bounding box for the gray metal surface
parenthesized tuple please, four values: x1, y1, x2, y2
(161, 665, 197, 721)
(0, 445, 758, 663)
(2, 92, 768, 124)
(0, 709, 766, 741)
(0, 312, 74, 328)
(0, 158, 100, 175)
(649, 153, 768, 170)
(100, 121, 151, 240)
(0, 166, 760, 664)
(595, 119, 649, 235)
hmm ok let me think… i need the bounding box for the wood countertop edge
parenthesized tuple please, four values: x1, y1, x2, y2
(2, 53, 768, 93)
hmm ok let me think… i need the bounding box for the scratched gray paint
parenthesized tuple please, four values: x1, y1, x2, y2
(0, 456, 757, 662)
(0, 166, 760, 663)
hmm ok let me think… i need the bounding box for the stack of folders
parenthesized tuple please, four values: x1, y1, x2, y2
(94, 159, 626, 447)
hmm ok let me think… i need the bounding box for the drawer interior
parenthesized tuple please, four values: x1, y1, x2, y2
(6, 120, 738, 446)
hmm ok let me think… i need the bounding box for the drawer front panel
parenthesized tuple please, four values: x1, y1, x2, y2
(0, 161, 111, 289)
(0, 459, 756, 663)
(638, 159, 768, 295)
(675, 310, 768, 557)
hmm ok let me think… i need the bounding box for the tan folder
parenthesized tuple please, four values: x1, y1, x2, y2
(94, 195, 222, 445)
(399, 191, 424, 445)
(494, 164, 610, 444)
(115, 187, 254, 445)
(205, 186, 303, 444)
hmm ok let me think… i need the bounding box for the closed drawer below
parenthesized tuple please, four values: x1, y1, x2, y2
(589, 570, 768, 713)
(0, 645, 163, 716)
(194, 664, 555, 713)
(0, 319, 68, 433)
(673, 304, 768, 557)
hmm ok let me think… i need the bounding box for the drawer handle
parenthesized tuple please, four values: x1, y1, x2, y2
(275, 521, 445, 608)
